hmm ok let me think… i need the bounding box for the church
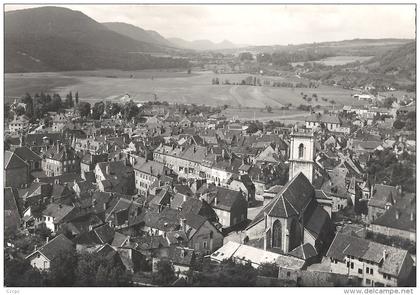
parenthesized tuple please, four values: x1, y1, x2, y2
(246, 129, 333, 255)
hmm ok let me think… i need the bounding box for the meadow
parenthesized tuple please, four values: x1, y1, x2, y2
(5, 70, 364, 109)
(291, 55, 374, 66)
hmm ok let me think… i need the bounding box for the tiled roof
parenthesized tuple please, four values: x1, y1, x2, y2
(326, 233, 410, 277)
(4, 151, 27, 169)
(372, 194, 415, 232)
(13, 146, 42, 162)
(43, 203, 75, 223)
(288, 243, 317, 261)
(208, 187, 244, 211)
(368, 184, 401, 209)
(28, 234, 74, 261)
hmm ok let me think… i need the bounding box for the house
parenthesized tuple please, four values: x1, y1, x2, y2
(80, 153, 109, 174)
(13, 146, 42, 172)
(326, 233, 414, 287)
(367, 184, 402, 223)
(24, 133, 64, 154)
(200, 186, 248, 229)
(143, 208, 223, 255)
(182, 212, 224, 254)
(9, 115, 30, 133)
(95, 161, 135, 194)
(41, 203, 76, 232)
(42, 143, 80, 177)
(163, 246, 195, 276)
(369, 194, 415, 242)
(26, 234, 74, 271)
(72, 223, 115, 251)
(52, 113, 68, 132)
(133, 159, 169, 196)
(4, 150, 29, 188)
(227, 174, 256, 204)
(305, 114, 341, 132)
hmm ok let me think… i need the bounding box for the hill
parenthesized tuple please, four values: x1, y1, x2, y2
(364, 41, 415, 80)
(5, 6, 189, 72)
(299, 41, 416, 91)
(168, 37, 238, 51)
(103, 22, 174, 47)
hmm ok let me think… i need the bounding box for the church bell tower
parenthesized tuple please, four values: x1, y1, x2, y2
(289, 129, 315, 183)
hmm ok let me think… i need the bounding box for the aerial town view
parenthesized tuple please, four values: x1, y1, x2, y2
(3, 3, 417, 290)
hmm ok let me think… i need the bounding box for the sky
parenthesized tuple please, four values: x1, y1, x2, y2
(5, 4, 416, 46)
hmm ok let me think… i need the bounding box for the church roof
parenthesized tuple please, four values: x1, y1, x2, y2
(247, 172, 314, 228)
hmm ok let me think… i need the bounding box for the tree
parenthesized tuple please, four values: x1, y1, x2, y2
(5, 257, 44, 287)
(239, 52, 253, 61)
(22, 93, 34, 119)
(393, 120, 405, 130)
(74, 252, 131, 287)
(65, 91, 74, 108)
(78, 102, 91, 118)
(49, 94, 63, 112)
(92, 102, 105, 120)
(122, 100, 139, 121)
(257, 262, 279, 278)
(152, 260, 176, 286)
(191, 259, 257, 287)
(266, 105, 273, 113)
(75, 91, 79, 105)
(46, 249, 78, 286)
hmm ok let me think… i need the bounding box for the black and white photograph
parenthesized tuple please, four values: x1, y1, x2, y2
(2, 2, 417, 290)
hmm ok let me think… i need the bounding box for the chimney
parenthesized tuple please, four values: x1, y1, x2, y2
(214, 197, 218, 206)
(106, 165, 110, 175)
(56, 140, 61, 153)
(222, 149, 225, 158)
(103, 202, 107, 211)
(395, 210, 400, 220)
(183, 195, 187, 202)
(150, 166, 153, 174)
(410, 211, 414, 222)
(34, 245, 37, 251)
(46, 237, 49, 243)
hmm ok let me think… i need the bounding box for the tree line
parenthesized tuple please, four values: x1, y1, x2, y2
(5, 249, 131, 287)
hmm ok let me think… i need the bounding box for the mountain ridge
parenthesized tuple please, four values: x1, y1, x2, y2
(5, 6, 189, 72)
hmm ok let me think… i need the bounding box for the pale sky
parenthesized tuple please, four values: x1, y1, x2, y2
(5, 4, 416, 46)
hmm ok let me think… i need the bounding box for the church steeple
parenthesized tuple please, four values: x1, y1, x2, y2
(289, 129, 315, 183)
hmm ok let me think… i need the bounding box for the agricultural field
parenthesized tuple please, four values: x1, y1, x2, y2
(291, 55, 374, 66)
(221, 107, 309, 123)
(5, 70, 364, 108)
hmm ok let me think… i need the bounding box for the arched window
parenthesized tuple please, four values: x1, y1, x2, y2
(298, 143, 304, 158)
(272, 219, 282, 249)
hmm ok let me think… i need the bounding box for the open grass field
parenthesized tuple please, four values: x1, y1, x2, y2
(291, 55, 374, 66)
(221, 107, 309, 123)
(5, 70, 365, 109)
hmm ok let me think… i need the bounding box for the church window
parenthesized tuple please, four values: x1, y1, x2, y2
(298, 143, 304, 158)
(272, 220, 282, 249)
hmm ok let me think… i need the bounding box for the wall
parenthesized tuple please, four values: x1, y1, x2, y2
(28, 253, 50, 271)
